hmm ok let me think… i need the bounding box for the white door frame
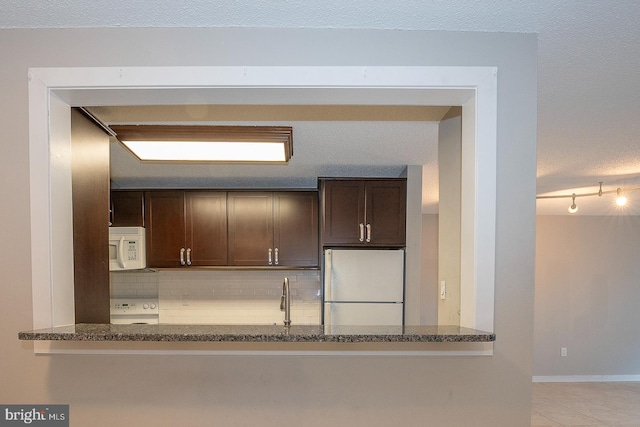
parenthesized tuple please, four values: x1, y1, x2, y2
(28, 66, 497, 333)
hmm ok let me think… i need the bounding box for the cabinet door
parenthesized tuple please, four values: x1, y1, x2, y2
(273, 192, 319, 267)
(228, 192, 274, 266)
(321, 180, 365, 245)
(145, 191, 186, 267)
(110, 190, 144, 227)
(364, 180, 406, 246)
(185, 191, 228, 266)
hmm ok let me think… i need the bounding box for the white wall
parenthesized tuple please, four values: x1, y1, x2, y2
(438, 115, 462, 325)
(404, 165, 424, 325)
(534, 215, 640, 378)
(0, 28, 537, 426)
(421, 214, 439, 325)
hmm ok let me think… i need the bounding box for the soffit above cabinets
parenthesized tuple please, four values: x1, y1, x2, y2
(87, 104, 455, 123)
(88, 104, 458, 214)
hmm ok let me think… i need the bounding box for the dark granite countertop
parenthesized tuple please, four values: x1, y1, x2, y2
(19, 324, 495, 343)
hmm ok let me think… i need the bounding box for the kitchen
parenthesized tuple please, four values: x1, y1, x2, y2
(22, 65, 497, 345)
(102, 104, 420, 327)
(108, 179, 405, 327)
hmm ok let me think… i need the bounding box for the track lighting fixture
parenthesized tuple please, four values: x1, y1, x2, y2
(537, 181, 640, 213)
(568, 194, 578, 213)
(616, 188, 627, 207)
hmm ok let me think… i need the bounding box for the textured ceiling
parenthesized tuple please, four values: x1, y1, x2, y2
(0, 0, 539, 31)
(3, 0, 640, 215)
(536, 1, 640, 214)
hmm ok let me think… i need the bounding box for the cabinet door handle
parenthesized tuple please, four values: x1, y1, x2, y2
(268, 248, 273, 265)
(186, 248, 192, 266)
(366, 223, 372, 243)
(274, 247, 279, 265)
(359, 223, 365, 242)
(180, 248, 186, 266)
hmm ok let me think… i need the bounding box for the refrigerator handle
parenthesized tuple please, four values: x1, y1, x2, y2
(324, 249, 332, 301)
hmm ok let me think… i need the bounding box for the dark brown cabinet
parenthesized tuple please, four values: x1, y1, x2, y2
(71, 108, 110, 323)
(273, 192, 319, 267)
(320, 179, 406, 247)
(110, 190, 144, 227)
(228, 191, 318, 267)
(185, 192, 228, 266)
(145, 191, 227, 267)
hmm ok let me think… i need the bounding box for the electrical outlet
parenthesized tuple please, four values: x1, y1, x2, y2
(182, 293, 190, 306)
(440, 281, 446, 300)
(561, 347, 567, 357)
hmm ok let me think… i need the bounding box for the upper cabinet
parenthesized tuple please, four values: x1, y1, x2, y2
(320, 178, 406, 247)
(228, 191, 319, 267)
(185, 191, 229, 266)
(227, 192, 273, 266)
(110, 190, 144, 227)
(145, 191, 227, 267)
(144, 190, 318, 268)
(273, 192, 319, 267)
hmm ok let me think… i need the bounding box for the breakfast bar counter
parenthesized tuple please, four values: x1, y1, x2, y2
(19, 324, 495, 343)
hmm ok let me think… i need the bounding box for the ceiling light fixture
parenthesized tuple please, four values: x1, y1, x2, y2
(109, 125, 293, 163)
(537, 181, 640, 213)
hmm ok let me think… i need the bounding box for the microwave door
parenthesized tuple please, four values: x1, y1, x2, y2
(108, 227, 146, 271)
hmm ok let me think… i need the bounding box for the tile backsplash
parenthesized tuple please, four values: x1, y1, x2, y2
(110, 269, 321, 325)
(110, 270, 160, 298)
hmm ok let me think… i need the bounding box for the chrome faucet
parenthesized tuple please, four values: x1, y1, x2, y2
(280, 277, 291, 326)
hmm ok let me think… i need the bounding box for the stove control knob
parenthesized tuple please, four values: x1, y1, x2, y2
(143, 303, 149, 309)
(150, 303, 157, 309)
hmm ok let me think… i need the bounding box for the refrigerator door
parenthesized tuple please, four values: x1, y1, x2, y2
(324, 249, 404, 303)
(324, 302, 403, 326)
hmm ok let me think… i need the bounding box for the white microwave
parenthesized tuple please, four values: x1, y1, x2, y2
(109, 227, 146, 271)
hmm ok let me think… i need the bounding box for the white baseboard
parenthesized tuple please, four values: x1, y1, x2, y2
(533, 375, 640, 383)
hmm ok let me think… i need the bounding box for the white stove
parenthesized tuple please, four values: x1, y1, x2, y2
(110, 298, 159, 324)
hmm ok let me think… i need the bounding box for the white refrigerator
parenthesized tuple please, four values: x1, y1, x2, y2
(323, 248, 404, 326)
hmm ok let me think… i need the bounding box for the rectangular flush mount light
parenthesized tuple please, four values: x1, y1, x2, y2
(109, 125, 293, 163)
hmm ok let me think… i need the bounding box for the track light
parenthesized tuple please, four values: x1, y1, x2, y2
(537, 181, 640, 213)
(568, 194, 578, 213)
(616, 188, 627, 207)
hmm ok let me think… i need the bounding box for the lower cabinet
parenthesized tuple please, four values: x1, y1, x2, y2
(145, 191, 227, 267)
(228, 191, 318, 267)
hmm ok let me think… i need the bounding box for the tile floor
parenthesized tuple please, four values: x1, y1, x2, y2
(532, 382, 640, 426)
